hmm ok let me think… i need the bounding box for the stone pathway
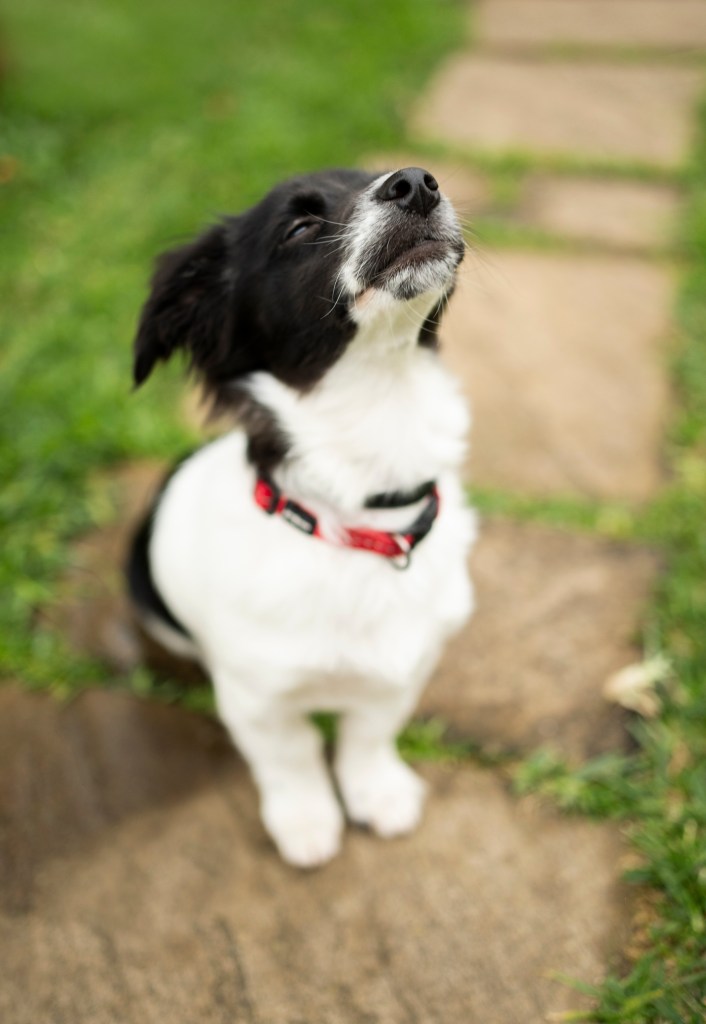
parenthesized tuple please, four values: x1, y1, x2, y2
(5, 2, 706, 1021)
(422, 521, 658, 759)
(444, 253, 674, 499)
(0, 687, 630, 1024)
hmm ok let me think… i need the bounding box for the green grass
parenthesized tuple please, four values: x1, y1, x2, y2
(3, 3, 706, 1020)
(398, 135, 687, 184)
(478, 43, 706, 67)
(466, 219, 682, 258)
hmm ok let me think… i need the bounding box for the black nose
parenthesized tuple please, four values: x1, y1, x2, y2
(375, 166, 440, 217)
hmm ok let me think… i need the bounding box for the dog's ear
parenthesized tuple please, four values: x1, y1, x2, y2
(133, 224, 236, 387)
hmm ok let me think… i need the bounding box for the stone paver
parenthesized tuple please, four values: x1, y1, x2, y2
(478, 0, 706, 51)
(442, 251, 673, 499)
(413, 56, 703, 168)
(519, 176, 680, 251)
(0, 686, 631, 1024)
(421, 520, 659, 759)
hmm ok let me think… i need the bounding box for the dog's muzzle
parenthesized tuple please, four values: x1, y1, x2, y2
(341, 166, 465, 301)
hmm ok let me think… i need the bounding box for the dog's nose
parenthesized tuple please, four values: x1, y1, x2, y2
(375, 167, 440, 217)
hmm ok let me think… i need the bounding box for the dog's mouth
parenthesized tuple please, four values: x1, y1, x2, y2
(372, 238, 453, 286)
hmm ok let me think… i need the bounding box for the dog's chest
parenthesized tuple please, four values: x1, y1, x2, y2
(152, 438, 474, 697)
(248, 344, 469, 508)
(243, 502, 473, 691)
(151, 343, 474, 698)
(213, 527, 473, 704)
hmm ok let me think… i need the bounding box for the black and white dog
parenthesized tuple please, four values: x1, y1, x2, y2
(128, 166, 476, 868)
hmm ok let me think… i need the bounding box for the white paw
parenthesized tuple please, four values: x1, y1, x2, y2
(261, 792, 344, 869)
(336, 755, 427, 838)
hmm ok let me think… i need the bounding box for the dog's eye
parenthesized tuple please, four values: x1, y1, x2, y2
(283, 219, 319, 243)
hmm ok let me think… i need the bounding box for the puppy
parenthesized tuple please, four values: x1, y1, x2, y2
(128, 166, 476, 867)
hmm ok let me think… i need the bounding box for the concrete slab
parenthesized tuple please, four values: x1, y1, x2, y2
(519, 175, 680, 251)
(0, 687, 632, 1024)
(413, 56, 703, 168)
(421, 520, 659, 759)
(442, 250, 673, 499)
(478, 0, 706, 51)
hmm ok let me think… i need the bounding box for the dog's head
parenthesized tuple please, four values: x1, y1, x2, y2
(133, 166, 464, 396)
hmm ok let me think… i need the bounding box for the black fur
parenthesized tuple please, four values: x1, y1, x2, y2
(127, 505, 191, 638)
(134, 169, 377, 396)
(417, 299, 446, 351)
(126, 456, 196, 639)
(228, 389, 292, 474)
(132, 167, 463, 413)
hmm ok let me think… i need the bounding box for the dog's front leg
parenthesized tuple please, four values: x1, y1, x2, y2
(213, 675, 343, 869)
(334, 690, 428, 839)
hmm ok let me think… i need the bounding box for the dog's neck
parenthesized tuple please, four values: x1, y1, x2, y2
(242, 293, 469, 525)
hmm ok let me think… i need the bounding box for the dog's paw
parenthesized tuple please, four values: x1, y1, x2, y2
(262, 792, 344, 869)
(336, 754, 427, 838)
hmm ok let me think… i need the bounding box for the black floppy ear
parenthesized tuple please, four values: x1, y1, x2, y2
(133, 223, 235, 387)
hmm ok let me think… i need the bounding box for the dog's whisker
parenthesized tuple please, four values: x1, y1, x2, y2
(315, 216, 353, 229)
(304, 238, 349, 249)
(303, 228, 351, 245)
(319, 266, 350, 319)
(305, 242, 352, 260)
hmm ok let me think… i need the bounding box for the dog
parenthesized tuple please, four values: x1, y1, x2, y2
(127, 166, 476, 868)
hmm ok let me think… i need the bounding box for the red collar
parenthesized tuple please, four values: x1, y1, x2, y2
(254, 475, 440, 570)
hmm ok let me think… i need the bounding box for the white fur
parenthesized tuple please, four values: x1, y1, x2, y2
(340, 174, 462, 301)
(144, 173, 476, 867)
